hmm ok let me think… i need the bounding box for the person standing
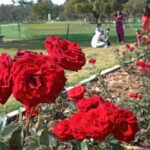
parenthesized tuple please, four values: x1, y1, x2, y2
(113, 10, 124, 43)
(141, 6, 150, 34)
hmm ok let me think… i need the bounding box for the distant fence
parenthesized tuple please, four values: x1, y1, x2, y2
(0, 22, 97, 41)
(0, 21, 142, 44)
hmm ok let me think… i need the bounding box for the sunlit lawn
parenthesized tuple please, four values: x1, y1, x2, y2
(0, 21, 141, 113)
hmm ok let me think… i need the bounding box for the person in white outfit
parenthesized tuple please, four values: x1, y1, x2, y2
(91, 29, 108, 48)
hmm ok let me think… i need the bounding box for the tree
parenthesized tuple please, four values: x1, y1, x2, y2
(145, 0, 150, 4)
(63, 0, 94, 20)
(93, 0, 113, 21)
(63, 0, 128, 22)
(0, 5, 13, 22)
(11, 0, 33, 22)
(124, 0, 145, 22)
(27, 0, 53, 21)
(12, 0, 33, 5)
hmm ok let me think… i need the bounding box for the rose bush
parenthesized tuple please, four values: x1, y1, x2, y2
(53, 97, 139, 144)
(0, 35, 143, 149)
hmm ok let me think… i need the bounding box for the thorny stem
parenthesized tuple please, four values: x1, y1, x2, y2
(25, 107, 34, 136)
(99, 75, 115, 102)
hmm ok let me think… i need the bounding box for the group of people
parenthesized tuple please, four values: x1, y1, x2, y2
(91, 10, 124, 48)
(91, 24, 110, 48)
(91, 7, 150, 48)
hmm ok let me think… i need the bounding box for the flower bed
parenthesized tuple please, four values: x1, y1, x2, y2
(0, 36, 150, 150)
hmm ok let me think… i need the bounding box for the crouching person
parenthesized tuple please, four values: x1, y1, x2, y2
(91, 30, 109, 48)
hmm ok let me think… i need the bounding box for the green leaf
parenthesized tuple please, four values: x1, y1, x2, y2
(23, 136, 48, 150)
(0, 137, 10, 150)
(110, 143, 125, 150)
(80, 140, 88, 150)
(48, 134, 57, 147)
(107, 136, 118, 144)
(72, 140, 81, 150)
(37, 129, 49, 146)
(1, 122, 21, 139)
(0, 115, 7, 132)
(1, 122, 22, 149)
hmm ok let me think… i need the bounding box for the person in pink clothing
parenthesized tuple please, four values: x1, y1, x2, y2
(113, 10, 124, 43)
(141, 6, 150, 34)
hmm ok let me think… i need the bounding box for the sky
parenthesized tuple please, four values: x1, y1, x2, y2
(0, 0, 66, 5)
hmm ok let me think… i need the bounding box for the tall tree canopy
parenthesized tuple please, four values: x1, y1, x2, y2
(64, 0, 128, 21)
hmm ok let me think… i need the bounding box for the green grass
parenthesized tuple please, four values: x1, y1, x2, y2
(1, 21, 141, 44)
(0, 97, 22, 114)
(0, 21, 141, 113)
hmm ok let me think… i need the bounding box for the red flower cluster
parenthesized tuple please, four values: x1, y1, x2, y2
(45, 35, 86, 71)
(67, 85, 85, 102)
(0, 53, 12, 104)
(53, 96, 140, 143)
(89, 58, 96, 64)
(125, 44, 135, 51)
(129, 93, 143, 99)
(135, 60, 150, 73)
(12, 53, 66, 107)
(0, 36, 86, 110)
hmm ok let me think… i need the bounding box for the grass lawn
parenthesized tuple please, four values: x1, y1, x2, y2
(0, 21, 141, 113)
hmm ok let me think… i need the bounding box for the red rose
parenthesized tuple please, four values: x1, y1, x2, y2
(145, 40, 150, 45)
(69, 111, 89, 140)
(146, 63, 150, 68)
(137, 94, 143, 99)
(89, 58, 96, 64)
(76, 96, 103, 112)
(0, 53, 12, 104)
(111, 109, 140, 143)
(45, 35, 86, 71)
(24, 104, 39, 119)
(125, 44, 135, 51)
(13, 49, 38, 61)
(53, 119, 73, 141)
(135, 60, 146, 67)
(100, 100, 117, 113)
(12, 53, 66, 107)
(140, 67, 150, 73)
(83, 108, 113, 141)
(129, 93, 138, 98)
(67, 85, 85, 101)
